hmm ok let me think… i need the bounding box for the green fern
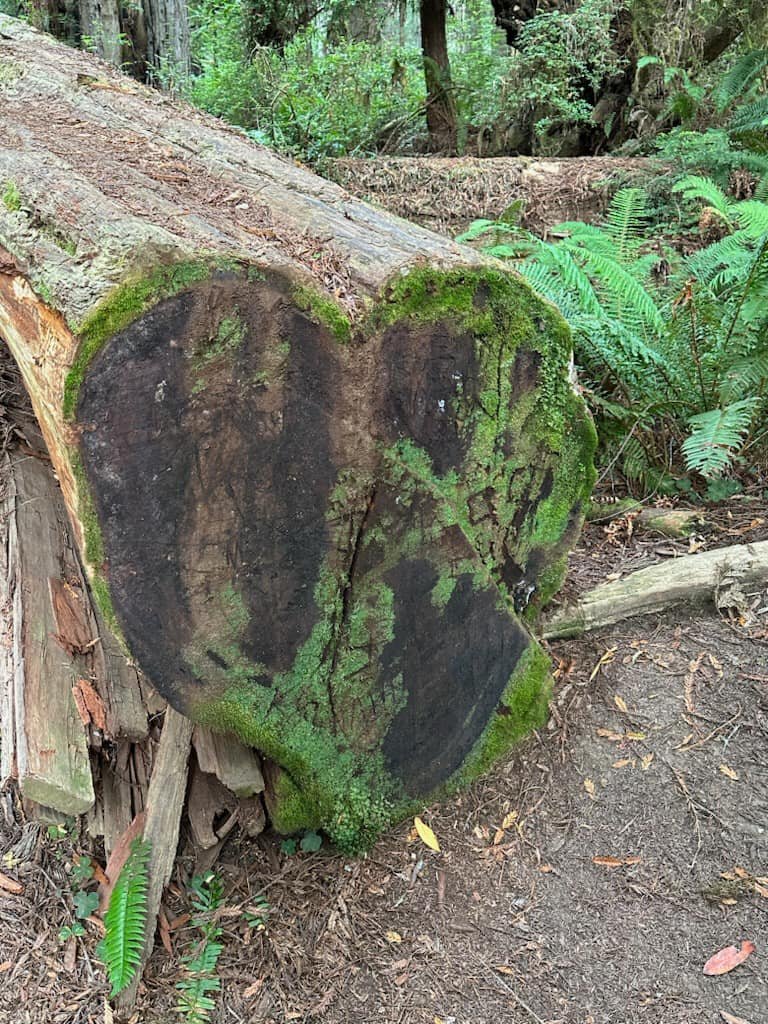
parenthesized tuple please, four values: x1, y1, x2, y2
(682, 400, 758, 477)
(176, 872, 224, 1024)
(605, 187, 647, 263)
(715, 49, 768, 112)
(98, 838, 151, 997)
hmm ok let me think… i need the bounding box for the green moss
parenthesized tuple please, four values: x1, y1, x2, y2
(293, 284, 352, 344)
(459, 642, 552, 781)
(63, 260, 218, 420)
(69, 451, 120, 633)
(2, 181, 21, 212)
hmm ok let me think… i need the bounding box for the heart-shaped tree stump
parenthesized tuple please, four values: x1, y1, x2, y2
(0, 17, 595, 850)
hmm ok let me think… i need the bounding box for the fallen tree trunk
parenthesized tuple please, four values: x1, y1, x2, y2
(542, 540, 768, 640)
(0, 16, 595, 851)
(325, 156, 656, 237)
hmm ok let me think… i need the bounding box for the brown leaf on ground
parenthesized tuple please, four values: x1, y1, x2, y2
(720, 1011, 753, 1024)
(0, 870, 23, 895)
(703, 940, 756, 976)
(62, 936, 77, 973)
(592, 855, 641, 869)
(98, 812, 146, 912)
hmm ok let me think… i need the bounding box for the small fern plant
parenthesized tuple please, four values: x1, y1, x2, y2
(176, 872, 224, 1024)
(98, 838, 151, 997)
(509, 186, 768, 483)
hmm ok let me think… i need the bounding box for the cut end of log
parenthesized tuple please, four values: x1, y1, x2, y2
(0, 17, 596, 852)
(71, 263, 594, 851)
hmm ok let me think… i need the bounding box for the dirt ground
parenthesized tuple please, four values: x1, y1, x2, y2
(1, 509, 767, 1024)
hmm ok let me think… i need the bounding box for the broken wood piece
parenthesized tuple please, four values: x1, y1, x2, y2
(187, 762, 237, 849)
(636, 508, 705, 538)
(192, 727, 264, 798)
(8, 446, 94, 814)
(116, 707, 193, 1013)
(542, 540, 768, 639)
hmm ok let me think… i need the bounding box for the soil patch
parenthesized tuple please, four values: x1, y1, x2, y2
(1, 512, 766, 1024)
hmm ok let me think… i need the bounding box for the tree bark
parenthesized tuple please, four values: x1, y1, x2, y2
(143, 0, 189, 84)
(420, 0, 458, 153)
(0, 16, 595, 851)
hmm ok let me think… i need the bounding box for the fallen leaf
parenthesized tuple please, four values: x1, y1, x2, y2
(0, 870, 23, 895)
(0, 962, 12, 973)
(720, 1011, 753, 1024)
(592, 856, 624, 868)
(495, 965, 515, 975)
(754, 883, 768, 899)
(243, 978, 265, 999)
(719, 765, 739, 781)
(703, 940, 756, 976)
(614, 694, 629, 713)
(501, 811, 518, 830)
(414, 817, 440, 853)
(385, 930, 402, 944)
(734, 867, 750, 880)
(158, 908, 173, 955)
(538, 863, 554, 873)
(584, 778, 596, 799)
(641, 753, 654, 771)
(597, 728, 623, 741)
(625, 731, 646, 741)
(492, 828, 505, 845)
(612, 758, 632, 769)
(63, 936, 77, 973)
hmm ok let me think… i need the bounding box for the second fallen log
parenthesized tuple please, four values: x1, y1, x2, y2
(0, 16, 596, 851)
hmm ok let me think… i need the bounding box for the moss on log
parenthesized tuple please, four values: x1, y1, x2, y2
(0, 15, 595, 851)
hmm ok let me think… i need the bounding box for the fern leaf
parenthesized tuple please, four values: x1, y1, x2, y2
(714, 49, 768, 112)
(672, 175, 735, 226)
(576, 249, 666, 337)
(605, 188, 648, 263)
(682, 399, 758, 477)
(734, 200, 768, 237)
(98, 838, 151, 997)
(730, 95, 768, 137)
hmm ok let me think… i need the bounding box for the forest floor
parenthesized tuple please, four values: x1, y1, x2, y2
(1, 498, 766, 1024)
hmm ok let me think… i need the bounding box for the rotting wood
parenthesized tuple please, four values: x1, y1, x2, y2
(192, 726, 264, 798)
(117, 707, 193, 1014)
(542, 540, 768, 639)
(187, 761, 237, 850)
(8, 444, 94, 814)
(0, 16, 595, 851)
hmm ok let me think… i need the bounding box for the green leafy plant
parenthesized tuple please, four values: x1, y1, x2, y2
(97, 838, 151, 997)
(481, 184, 768, 485)
(176, 872, 224, 1024)
(242, 893, 270, 933)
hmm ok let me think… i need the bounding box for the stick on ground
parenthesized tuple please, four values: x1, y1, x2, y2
(542, 540, 768, 639)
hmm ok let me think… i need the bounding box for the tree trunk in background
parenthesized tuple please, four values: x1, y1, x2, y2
(78, 0, 122, 65)
(144, 0, 189, 84)
(420, 0, 458, 152)
(0, 16, 595, 853)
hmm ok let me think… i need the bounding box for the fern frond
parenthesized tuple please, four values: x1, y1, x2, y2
(672, 175, 735, 226)
(685, 231, 752, 286)
(734, 199, 768, 236)
(605, 187, 647, 263)
(730, 95, 768, 137)
(577, 249, 666, 336)
(682, 399, 758, 476)
(715, 48, 768, 112)
(98, 838, 151, 997)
